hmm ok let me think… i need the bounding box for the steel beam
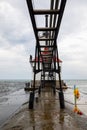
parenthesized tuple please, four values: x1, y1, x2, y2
(41, 50, 53, 52)
(39, 45, 54, 48)
(55, 0, 67, 40)
(39, 38, 55, 41)
(50, 0, 55, 27)
(37, 27, 56, 31)
(33, 10, 60, 15)
(51, 0, 59, 41)
(26, 0, 38, 42)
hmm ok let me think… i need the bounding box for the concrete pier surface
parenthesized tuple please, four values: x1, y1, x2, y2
(2, 87, 83, 130)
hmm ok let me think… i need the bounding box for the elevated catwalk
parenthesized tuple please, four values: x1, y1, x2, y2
(26, 0, 67, 109)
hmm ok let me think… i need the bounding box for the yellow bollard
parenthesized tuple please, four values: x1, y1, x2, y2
(73, 85, 83, 115)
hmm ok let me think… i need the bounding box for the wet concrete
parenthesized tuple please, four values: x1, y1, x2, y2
(2, 87, 83, 130)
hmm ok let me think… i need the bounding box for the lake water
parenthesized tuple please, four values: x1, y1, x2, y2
(0, 80, 29, 128)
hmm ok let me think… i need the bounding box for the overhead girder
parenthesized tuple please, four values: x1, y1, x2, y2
(27, 0, 66, 87)
(33, 10, 60, 15)
(27, 0, 67, 109)
(26, 0, 67, 45)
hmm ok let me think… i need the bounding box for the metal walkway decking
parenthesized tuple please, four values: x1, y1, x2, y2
(26, 0, 67, 109)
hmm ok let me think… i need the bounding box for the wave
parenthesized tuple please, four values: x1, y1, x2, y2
(80, 91, 87, 95)
(0, 80, 27, 97)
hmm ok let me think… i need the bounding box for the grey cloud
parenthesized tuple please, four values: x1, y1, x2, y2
(0, 1, 32, 46)
(0, 0, 87, 79)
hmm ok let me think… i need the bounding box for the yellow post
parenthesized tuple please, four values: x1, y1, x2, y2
(73, 85, 79, 113)
(73, 85, 83, 115)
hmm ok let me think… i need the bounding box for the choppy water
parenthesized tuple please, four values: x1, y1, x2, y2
(63, 80, 87, 129)
(0, 80, 29, 127)
(0, 80, 87, 95)
(0, 80, 28, 97)
(65, 80, 87, 94)
(0, 79, 87, 100)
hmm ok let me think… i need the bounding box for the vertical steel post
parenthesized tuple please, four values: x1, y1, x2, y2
(29, 45, 37, 109)
(45, 15, 48, 45)
(56, 43, 65, 109)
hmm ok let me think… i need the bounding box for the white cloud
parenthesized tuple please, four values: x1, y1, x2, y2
(59, 27, 87, 79)
(0, 44, 31, 79)
(56, 0, 87, 79)
(0, 1, 32, 45)
(0, 0, 33, 79)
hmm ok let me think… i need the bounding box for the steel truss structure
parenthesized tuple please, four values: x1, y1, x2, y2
(26, 0, 67, 109)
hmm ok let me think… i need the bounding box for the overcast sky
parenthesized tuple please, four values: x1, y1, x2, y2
(0, 0, 87, 80)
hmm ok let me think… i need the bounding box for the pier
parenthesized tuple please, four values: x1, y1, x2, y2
(2, 86, 85, 130)
(26, 0, 67, 109)
(1, 1, 87, 130)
